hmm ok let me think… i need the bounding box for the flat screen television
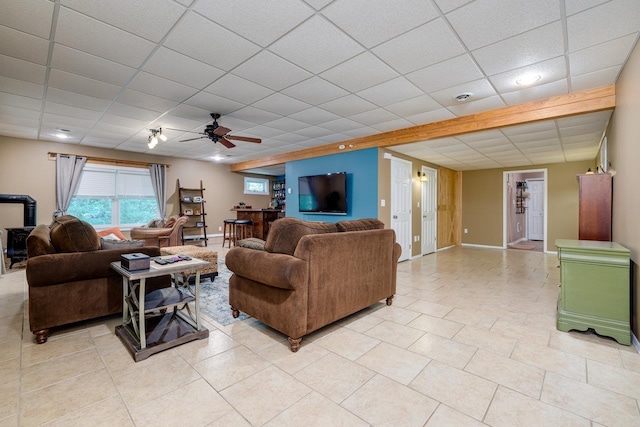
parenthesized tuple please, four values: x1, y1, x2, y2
(298, 172, 347, 215)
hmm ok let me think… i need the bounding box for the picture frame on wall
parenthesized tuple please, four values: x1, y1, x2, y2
(193, 196, 203, 203)
(184, 208, 193, 215)
(194, 208, 201, 215)
(182, 196, 191, 203)
(196, 221, 204, 227)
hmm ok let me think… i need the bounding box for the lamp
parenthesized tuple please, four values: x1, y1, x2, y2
(147, 128, 166, 149)
(417, 171, 428, 182)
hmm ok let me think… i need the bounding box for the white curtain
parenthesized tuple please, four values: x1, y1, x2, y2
(148, 164, 167, 220)
(54, 154, 87, 218)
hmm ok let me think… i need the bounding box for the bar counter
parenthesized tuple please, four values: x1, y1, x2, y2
(231, 208, 284, 240)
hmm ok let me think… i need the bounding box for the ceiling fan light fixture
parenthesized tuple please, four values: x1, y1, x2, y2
(516, 73, 541, 86)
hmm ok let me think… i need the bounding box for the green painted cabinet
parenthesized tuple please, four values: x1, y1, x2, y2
(556, 239, 630, 345)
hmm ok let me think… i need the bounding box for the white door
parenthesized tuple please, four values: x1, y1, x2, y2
(526, 179, 544, 240)
(391, 158, 412, 262)
(421, 167, 437, 255)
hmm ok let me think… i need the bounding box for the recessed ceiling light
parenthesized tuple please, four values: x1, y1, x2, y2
(55, 128, 72, 139)
(455, 93, 473, 102)
(516, 73, 541, 86)
(211, 155, 225, 161)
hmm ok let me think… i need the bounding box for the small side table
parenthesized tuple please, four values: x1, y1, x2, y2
(111, 255, 210, 362)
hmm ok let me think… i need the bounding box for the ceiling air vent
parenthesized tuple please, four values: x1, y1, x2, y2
(455, 93, 473, 102)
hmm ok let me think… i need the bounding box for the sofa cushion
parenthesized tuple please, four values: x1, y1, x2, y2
(49, 215, 100, 253)
(264, 217, 337, 255)
(26, 224, 56, 258)
(336, 218, 385, 232)
(238, 237, 266, 251)
(100, 238, 145, 250)
(96, 226, 126, 240)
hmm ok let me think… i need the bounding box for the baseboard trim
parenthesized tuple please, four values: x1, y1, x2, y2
(437, 245, 455, 252)
(632, 332, 640, 354)
(461, 243, 504, 250)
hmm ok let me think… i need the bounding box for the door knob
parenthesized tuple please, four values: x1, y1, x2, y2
(393, 215, 398, 219)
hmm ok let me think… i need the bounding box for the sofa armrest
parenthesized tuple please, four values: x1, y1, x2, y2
(225, 247, 307, 290)
(26, 246, 161, 287)
(130, 227, 172, 239)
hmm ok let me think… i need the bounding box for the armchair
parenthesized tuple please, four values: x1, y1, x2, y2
(130, 215, 188, 247)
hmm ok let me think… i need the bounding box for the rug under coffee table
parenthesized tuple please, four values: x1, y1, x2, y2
(161, 245, 218, 283)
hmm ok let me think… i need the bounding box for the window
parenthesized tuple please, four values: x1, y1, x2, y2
(68, 164, 159, 228)
(243, 177, 269, 195)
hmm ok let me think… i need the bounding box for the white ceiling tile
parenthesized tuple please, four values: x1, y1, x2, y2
(233, 51, 312, 91)
(319, 94, 377, 116)
(117, 89, 179, 112)
(501, 79, 569, 106)
(406, 54, 484, 94)
(61, 0, 185, 42)
(446, 0, 560, 50)
(150, 115, 205, 133)
(406, 108, 456, 125)
(373, 19, 465, 74)
(106, 103, 161, 122)
(0, 76, 43, 98)
(317, 133, 349, 143)
(282, 77, 349, 105)
(0, 92, 41, 112)
(0, 0, 53, 39)
(304, 0, 334, 10)
(557, 110, 612, 127)
(270, 15, 364, 74)
(211, 116, 259, 133)
(48, 69, 121, 100)
(318, 118, 367, 132)
(194, 0, 313, 47)
(568, 0, 640, 52)
(165, 104, 213, 123)
(341, 126, 379, 138)
(42, 112, 97, 129)
(128, 72, 199, 102)
(565, 0, 609, 16)
(447, 95, 505, 116)
(430, 78, 497, 107)
(44, 101, 102, 120)
(570, 66, 621, 92)
(289, 107, 341, 125)
(560, 122, 604, 137)
(320, 52, 398, 93)
(99, 113, 147, 130)
(243, 125, 287, 139)
(51, 44, 137, 86)
(433, 0, 473, 14)
(0, 54, 46, 84)
(0, 25, 49, 65)
(371, 118, 414, 132)
(143, 47, 225, 89)
(205, 74, 274, 105)
(46, 88, 110, 112)
(294, 126, 333, 138)
(570, 34, 638, 76)
(272, 133, 308, 144)
(473, 22, 565, 76)
(490, 56, 567, 94)
(0, 113, 40, 127)
(384, 95, 442, 116)
(510, 130, 559, 144)
(252, 93, 312, 116)
(55, 7, 156, 68)
(263, 117, 309, 132)
(323, 0, 437, 48)
(92, 121, 138, 137)
(348, 108, 400, 126)
(228, 106, 282, 125)
(183, 91, 245, 115)
(464, 136, 511, 148)
(457, 130, 505, 142)
(163, 11, 261, 71)
(475, 143, 518, 153)
(357, 77, 424, 107)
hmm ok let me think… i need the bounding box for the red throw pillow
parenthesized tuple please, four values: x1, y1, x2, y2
(96, 226, 127, 240)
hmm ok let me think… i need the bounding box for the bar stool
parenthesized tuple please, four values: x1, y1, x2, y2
(233, 219, 253, 245)
(222, 219, 236, 248)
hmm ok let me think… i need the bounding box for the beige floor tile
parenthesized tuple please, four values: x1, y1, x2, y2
(294, 353, 375, 403)
(541, 371, 640, 426)
(408, 333, 477, 369)
(391, 294, 418, 308)
(549, 331, 624, 367)
(511, 341, 587, 382)
(621, 349, 640, 373)
(0, 414, 18, 427)
(444, 307, 498, 330)
(113, 354, 201, 408)
(405, 299, 454, 318)
(407, 313, 464, 339)
(0, 337, 21, 363)
(0, 358, 19, 385)
(465, 349, 544, 398)
(194, 345, 270, 391)
(265, 391, 368, 427)
(226, 322, 287, 352)
(356, 342, 430, 385)
(20, 369, 117, 426)
(364, 320, 425, 348)
(314, 328, 380, 361)
(174, 329, 240, 365)
(259, 341, 328, 375)
(370, 305, 422, 325)
(100, 344, 179, 378)
(342, 374, 438, 426)
(338, 312, 384, 333)
(206, 410, 251, 427)
(490, 319, 550, 347)
(425, 404, 487, 427)
(48, 395, 133, 427)
(485, 386, 590, 427)
(21, 331, 95, 367)
(0, 381, 18, 420)
(130, 378, 232, 427)
(21, 347, 104, 392)
(587, 359, 640, 400)
(453, 325, 517, 357)
(409, 360, 497, 421)
(221, 366, 311, 426)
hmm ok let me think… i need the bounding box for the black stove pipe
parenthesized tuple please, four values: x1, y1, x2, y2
(0, 194, 37, 226)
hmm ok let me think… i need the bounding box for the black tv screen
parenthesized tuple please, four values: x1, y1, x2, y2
(298, 172, 347, 214)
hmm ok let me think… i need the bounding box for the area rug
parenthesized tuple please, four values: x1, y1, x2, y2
(510, 244, 536, 250)
(194, 259, 249, 326)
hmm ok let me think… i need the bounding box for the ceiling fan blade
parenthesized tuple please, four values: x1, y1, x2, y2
(213, 126, 231, 136)
(225, 135, 262, 143)
(219, 138, 236, 148)
(179, 136, 206, 142)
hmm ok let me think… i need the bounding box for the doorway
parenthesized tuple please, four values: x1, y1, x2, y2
(420, 166, 437, 255)
(391, 157, 412, 262)
(503, 169, 547, 253)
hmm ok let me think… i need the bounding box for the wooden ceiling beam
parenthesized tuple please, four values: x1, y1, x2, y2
(230, 85, 615, 172)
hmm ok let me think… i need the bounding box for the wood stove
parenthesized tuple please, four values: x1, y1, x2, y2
(1, 194, 37, 268)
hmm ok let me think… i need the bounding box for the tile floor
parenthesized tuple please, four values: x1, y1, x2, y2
(1, 245, 639, 426)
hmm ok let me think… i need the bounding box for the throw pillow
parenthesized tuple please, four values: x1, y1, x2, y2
(238, 237, 266, 251)
(49, 215, 101, 253)
(96, 226, 127, 240)
(100, 238, 145, 250)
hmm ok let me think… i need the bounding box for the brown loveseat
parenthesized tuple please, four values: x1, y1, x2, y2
(129, 215, 188, 247)
(226, 218, 401, 352)
(26, 215, 168, 344)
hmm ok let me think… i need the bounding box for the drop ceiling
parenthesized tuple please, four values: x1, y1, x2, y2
(0, 0, 638, 173)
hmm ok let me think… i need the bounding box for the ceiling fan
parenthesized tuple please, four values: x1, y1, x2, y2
(167, 113, 261, 148)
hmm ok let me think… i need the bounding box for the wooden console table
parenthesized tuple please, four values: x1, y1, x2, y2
(111, 255, 210, 362)
(232, 208, 284, 240)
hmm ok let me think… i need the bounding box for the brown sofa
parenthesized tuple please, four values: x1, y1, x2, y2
(129, 215, 188, 247)
(26, 215, 168, 344)
(226, 218, 401, 352)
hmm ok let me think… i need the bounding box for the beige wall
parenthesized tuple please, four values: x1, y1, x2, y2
(0, 136, 272, 245)
(607, 38, 640, 339)
(462, 160, 593, 252)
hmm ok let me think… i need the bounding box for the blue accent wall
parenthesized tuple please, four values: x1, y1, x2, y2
(285, 148, 378, 222)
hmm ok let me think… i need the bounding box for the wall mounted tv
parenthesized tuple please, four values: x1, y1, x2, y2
(298, 172, 347, 215)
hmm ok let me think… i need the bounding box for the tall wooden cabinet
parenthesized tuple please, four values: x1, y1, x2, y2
(178, 180, 208, 246)
(577, 173, 612, 241)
